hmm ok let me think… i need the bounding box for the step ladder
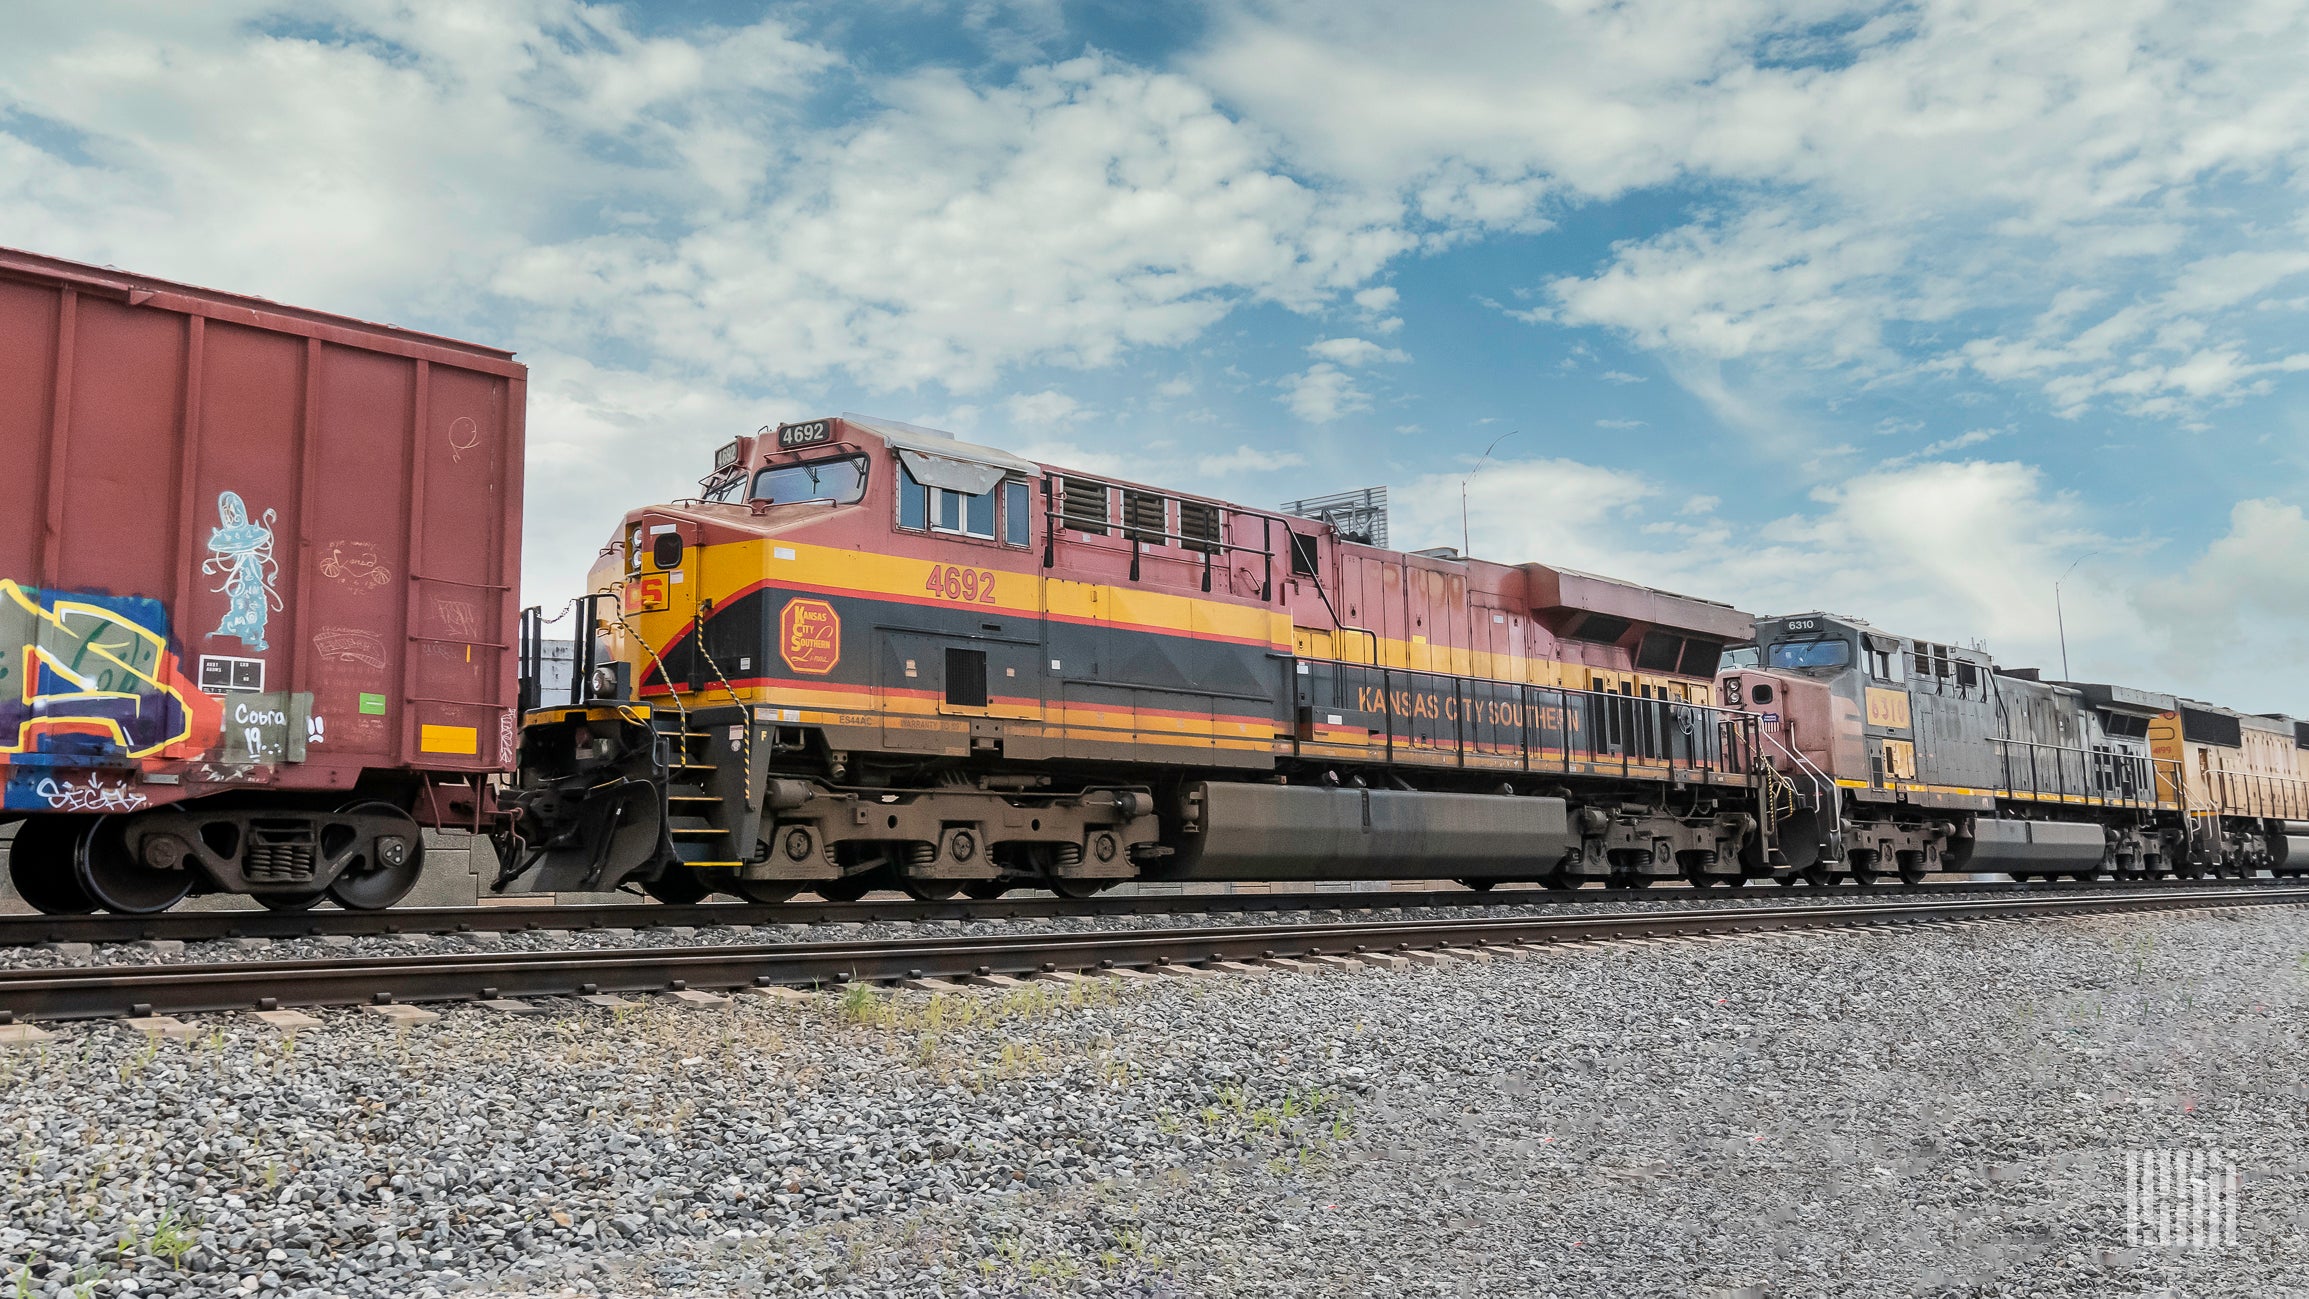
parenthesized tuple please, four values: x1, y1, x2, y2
(652, 712, 744, 870)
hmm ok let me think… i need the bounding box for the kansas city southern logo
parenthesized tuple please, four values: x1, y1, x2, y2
(779, 598, 840, 675)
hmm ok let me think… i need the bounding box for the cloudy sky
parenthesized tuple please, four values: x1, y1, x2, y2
(7, 0, 2306, 710)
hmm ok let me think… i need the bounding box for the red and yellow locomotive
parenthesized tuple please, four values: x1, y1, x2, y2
(495, 415, 1776, 901)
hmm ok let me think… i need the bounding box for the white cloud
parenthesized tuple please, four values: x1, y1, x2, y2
(1352, 285, 1398, 312)
(0, 2, 834, 311)
(1003, 390, 1092, 427)
(1197, 0, 2309, 422)
(1305, 336, 1409, 366)
(1597, 370, 1647, 385)
(494, 54, 1414, 392)
(2134, 500, 2309, 708)
(1199, 445, 1309, 475)
(1595, 418, 1646, 429)
(1279, 362, 1370, 423)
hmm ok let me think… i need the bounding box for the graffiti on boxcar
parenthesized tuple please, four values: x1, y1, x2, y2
(319, 540, 392, 591)
(30, 774, 147, 812)
(313, 625, 388, 669)
(203, 491, 282, 652)
(448, 415, 481, 463)
(0, 579, 214, 761)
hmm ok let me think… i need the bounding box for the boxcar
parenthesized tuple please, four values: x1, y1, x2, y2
(0, 248, 525, 913)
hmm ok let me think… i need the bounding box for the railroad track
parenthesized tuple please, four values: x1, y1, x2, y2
(1, 873, 2300, 948)
(3, 885, 2303, 1023)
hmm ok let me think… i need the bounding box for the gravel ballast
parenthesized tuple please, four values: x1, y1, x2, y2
(3, 905, 2305, 1296)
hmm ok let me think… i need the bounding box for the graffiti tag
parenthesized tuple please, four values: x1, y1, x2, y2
(319, 540, 393, 591)
(33, 776, 147, 813)
(313, 626, 388, 669)
(2, 580, 212, 760)
(203, 491, 282, 652)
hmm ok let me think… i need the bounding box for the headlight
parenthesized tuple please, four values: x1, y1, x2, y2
(589, 665, 620, 700)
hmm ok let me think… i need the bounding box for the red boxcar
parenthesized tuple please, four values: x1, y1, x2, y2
(0, 247, 525, 913)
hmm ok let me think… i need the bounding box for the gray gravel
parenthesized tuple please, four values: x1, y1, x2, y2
(4, 905, 2307, 1296)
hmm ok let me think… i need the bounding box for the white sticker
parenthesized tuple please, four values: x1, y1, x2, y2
(669, 572, 684, 584)
(1005, 667, 1016, 677)
(1327, 713, 1343, 725)
(781, 708, 800, 722)
(1296, 662, 1309, 674)
(737, 657, 751, 670)
(1050, 659, 1062, 671)
(650, 523, 677, 534)
(773, 547, 796, 561)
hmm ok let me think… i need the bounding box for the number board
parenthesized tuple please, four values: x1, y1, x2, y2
(1781, 617, 1820, 633)
(776, 420, 831, 450)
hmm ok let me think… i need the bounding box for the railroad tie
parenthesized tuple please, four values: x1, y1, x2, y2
(250, 1009, 323, 1030)
(124, 1015, 198, 1040)
(0, 1023, 55, 1048)
(366, 1004, 440, 1026)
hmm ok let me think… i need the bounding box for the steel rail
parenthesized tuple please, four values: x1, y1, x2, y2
(0, 873, 2299, 949)
(3, 886, 2303, 1023)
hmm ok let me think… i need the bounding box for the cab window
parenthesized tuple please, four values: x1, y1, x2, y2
(1765, 639, 1851, 671)
(752, 455, 868, 506)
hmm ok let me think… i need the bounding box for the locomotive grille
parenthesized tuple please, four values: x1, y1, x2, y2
(245, 821, 318, 883)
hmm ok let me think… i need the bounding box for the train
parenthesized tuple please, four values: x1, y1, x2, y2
(4, 247, 2304, 915)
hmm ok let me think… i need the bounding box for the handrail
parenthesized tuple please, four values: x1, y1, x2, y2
(1989, 736, 2176, 809)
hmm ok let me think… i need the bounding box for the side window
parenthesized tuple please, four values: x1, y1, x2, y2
(898, 465, 930, 530)
(1001, 481, 1030, 546)
(899, 464, 1016, 542)
(1289, 532, 1320, 578)
(1866, 642, 1903, 682)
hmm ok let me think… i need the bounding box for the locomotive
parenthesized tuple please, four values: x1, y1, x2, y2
(491, 415, 1781, 902)
(1723, 614, 2309, 882)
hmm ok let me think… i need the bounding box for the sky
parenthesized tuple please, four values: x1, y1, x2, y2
(5, 0, 2307, 712)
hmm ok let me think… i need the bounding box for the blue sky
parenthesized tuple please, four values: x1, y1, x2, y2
(5, 0, 2307, 709)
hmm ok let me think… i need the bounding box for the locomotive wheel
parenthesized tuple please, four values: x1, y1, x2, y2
(1719, 874, 1748, 888)
(899, 876, 962, 902)
(76, 814, 193, 915)
(257, 890, 327, 912)
(1049, 876, 1113, 899)
(729, 878, 800, 904)
(1686, 871, 1718, 888)
(1775, 874, 1803, 888)
(326, 802, 427, 911)
(1798, 865, 1834, 887)
(815, 873, 876, 902)
(641, 868, 713, 905)
(1459, 878, 1498, 892)
(962, 880, 1011, 900)
(7, 817, 98, 915)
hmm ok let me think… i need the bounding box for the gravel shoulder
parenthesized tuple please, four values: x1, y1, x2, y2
(3, 906, 2306, 1297)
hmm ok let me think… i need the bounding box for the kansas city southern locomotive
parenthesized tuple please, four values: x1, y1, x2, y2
(7, 246, 2306, 915)
(494, 415, 1776, 902)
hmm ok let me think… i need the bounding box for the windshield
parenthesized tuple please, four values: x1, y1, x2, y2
(753, 455, 868, 507)
(1766, 639, 1852, 671)
(1719, 645, 1761, 670)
